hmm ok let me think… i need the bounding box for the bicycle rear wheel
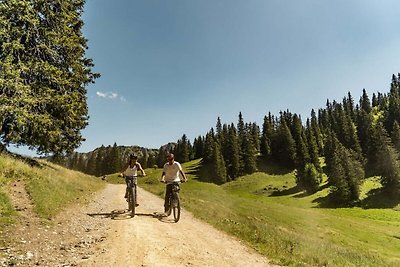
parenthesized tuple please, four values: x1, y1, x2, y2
(172, 192, 180, 222)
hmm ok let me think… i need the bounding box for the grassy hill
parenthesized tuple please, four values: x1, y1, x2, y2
(129, 159, 400, 267)
(0, 153, 105, 246)
(2, 153, 399, 266)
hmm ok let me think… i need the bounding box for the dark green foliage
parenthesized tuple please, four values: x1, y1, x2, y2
(296, 163, 322, 193)
(193, 136, 205, 159)
(260, 114, 274, 158)
(174, 134, 191, 163)
(391, 121, 400, 152)
(356, 109, 373, 157)
(368, 124, 400, 193)
(384, 74, 400, 133)
(360, 89, 372, 113)
(325, 133, 363, 204)
(210, 141, 227, 184)
(225, 124, 240, 180)
(0, 0, 99, 155)
(271, 116, 296, 168)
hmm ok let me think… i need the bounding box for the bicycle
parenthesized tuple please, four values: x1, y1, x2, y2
(125, 175, 138, 217)
(162, 181, 183, 222)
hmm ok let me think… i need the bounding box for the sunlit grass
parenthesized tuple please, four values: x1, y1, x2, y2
(0, 153, 105, 222)
(139, 159, 400, 266)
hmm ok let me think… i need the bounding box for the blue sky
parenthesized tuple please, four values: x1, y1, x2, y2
(10, 0, 400, 155)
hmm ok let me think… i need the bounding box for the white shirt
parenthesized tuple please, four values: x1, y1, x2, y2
(124, 164, 138, 177)
(163, 161, 182, 183)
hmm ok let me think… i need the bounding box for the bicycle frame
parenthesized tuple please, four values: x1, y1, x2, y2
(165, 182, 181, 222)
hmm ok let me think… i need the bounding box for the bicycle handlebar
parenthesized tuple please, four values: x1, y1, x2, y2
(160, 180, 187, 184)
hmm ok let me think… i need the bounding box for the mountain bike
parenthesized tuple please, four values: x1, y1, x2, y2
(162, 181, 183, 222)
(125, 176, 138, 217)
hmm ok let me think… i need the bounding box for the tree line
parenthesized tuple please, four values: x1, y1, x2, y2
(172, 75, 400, 204)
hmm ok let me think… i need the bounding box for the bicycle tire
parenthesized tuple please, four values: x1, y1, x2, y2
(166, 194, 172, 216)
(172, 192, 180, 222)
(128, 186, 135, 217)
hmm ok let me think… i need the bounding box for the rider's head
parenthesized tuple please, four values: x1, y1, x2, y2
(129, 154, 138, 161)
(167, 153, 174, 162)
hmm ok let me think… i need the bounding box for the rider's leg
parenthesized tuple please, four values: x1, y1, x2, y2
(134, 184, 139, 206)
(164, 184, 172, 212)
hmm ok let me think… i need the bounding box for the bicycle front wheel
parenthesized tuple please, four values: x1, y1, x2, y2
(172, 192, 180, 222)
(128, 187, 136, 217)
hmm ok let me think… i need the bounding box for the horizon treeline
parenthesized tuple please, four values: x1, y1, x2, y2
(58, 74, 400, 205)
(181, 74, 400, 204)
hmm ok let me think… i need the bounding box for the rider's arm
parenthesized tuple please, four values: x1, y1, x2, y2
(160, 172, 166, 182)
(179, 170, 187, 182)
(137, 163, 146, 176)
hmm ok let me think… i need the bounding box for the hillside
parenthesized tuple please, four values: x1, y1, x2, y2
(136, 159, 400, 266)
(1, 153, 400, 266)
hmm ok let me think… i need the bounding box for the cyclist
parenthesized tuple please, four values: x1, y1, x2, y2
(121, 154, 146, 206)
(160, 153, 187, 213)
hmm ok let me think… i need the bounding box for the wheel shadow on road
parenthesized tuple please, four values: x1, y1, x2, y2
(150, 212, 178, 224)
(87, 210, 177, 223)
(87, 209, 136, 220)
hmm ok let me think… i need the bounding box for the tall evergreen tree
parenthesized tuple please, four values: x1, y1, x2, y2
(271, 116, 296, 168)
(225, 123, 240, 180)
(385, 75, 400, 133)
(325, 133, 363, 203)
(360, 89, 372, 114)
(211, 141, 227, 184)
(368, 123, 400, 193)
(260, 114, 273, 158)
(0, 0, 99, 155)
(391, 121, 400, 153)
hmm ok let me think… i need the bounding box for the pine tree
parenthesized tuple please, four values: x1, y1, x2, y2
(86, 152, 96, 175)
(225, 124, 240, 180)
(211, 141, 227, 184)
(271, 116, 296, 168)
(260, 114, 273, 158)
(0, 0, 99, 155)
(391, 121, 400, 152)
(310, 109, 323, 154)
(326, 133, 363, 204)
(242, 125, 258, 174)
(360, 89, 372, 114)
(193, 136, 204, 159)
(175, 134, 190, 163)
(369, 123, 400, 193)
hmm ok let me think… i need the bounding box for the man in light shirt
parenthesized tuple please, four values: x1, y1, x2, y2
(160, 153, 187, 213)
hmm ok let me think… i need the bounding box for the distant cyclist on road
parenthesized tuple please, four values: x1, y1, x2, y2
(121, 154, 146, 206)
(160, 153, 187, 213)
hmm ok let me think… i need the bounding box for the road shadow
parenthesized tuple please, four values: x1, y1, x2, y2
(87, 209, 134, 220)
(152, 212, 179, 223)
(87, 210, 177, 222)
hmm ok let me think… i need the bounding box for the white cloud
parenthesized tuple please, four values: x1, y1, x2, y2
(96, 91, 126, 101)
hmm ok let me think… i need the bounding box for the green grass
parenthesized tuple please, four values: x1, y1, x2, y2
(139, 159, 400, 267)
(0, 153, 105, 230)
(2, 152, 398, 266)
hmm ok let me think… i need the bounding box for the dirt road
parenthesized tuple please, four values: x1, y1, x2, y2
(83, 184, 273, 267)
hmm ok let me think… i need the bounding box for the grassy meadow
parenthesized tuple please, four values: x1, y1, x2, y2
(1, 152, 399, 266)
(126, 159, 400, 267)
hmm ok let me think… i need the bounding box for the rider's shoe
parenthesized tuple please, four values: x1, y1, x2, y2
(135, 203, 139, 207)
